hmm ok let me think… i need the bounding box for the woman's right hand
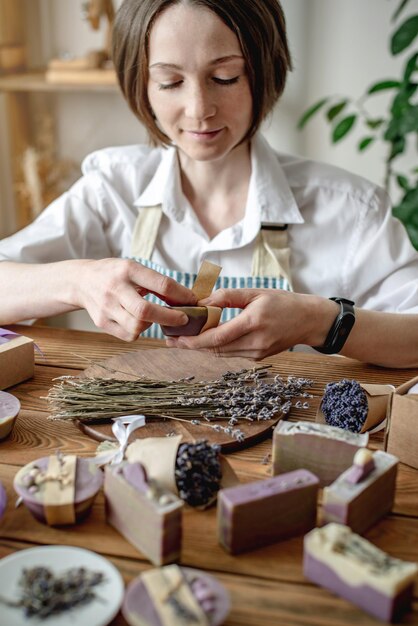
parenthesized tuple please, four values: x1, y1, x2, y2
(75, 258, 196, 340)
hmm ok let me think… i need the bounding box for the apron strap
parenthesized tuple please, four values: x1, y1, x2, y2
(131, 206, 292, 287)
(251, 224, 292, 287)
(131, 205, 162, 259)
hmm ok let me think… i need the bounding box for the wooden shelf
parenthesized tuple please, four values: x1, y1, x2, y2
(0, 70, 118, 93)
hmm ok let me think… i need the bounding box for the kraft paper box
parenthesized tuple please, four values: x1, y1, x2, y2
(0, 335, 34, 390)
(384, 375, 418, 469)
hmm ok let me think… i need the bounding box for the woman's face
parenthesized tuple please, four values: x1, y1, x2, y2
(147, 3, 253, 163)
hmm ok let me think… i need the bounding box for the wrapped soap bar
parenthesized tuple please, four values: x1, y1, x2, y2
(322, 449, 398, 533)
(161, 260, 222, 336)
(304, 523, 417, 622)
(122, 564, 230, 626)
(126, 436, 238, 508)
(105, 461, 183, 566)
(161, 306, 222, 336)
(0, 480, 6, 520)
(0, 329, 34, 390)
(318, 379, 393, 433)
(218, 469, 319, 554)
(272, 421, 368, 487)
(0, 390, 20, 440)
(14, 453, 103, 525)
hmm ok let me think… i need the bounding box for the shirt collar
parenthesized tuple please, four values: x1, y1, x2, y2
(134, 133, 304, 228)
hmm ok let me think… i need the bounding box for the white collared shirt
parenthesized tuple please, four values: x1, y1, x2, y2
(1, 133, 417, 312)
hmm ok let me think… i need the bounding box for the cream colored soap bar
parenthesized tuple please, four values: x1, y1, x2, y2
(304, 523, 417, 622)
(272, 421, 368, 486)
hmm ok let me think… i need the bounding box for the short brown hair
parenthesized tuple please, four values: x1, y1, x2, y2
(112, 0, 292, 146)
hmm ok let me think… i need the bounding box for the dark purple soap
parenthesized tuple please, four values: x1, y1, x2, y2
(161, 306, 208, 336)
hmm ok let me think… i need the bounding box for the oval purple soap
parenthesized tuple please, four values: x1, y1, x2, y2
(13, 456, 103, 525)
(0, 390, 20, 440)
(123, 566, 230, 626)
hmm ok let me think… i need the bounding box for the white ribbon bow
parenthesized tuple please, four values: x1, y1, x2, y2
(94, 414, 146, 466)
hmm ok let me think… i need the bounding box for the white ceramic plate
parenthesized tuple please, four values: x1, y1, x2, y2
(0, 545, 124, 626)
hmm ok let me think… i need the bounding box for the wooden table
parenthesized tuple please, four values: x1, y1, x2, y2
(1, 324, 418, 625)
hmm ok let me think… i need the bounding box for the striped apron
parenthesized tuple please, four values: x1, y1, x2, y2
(131, 205, 292, 338)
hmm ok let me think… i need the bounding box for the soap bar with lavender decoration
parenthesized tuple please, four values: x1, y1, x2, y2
(322, 449, 398, 533)
(272, 421, 369, 487)
(304, 523, 417, 622)
(105, 462, 183, 566)
(217, 469, 319, 554)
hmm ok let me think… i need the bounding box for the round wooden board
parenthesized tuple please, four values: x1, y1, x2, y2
(76, 348, 280, 452)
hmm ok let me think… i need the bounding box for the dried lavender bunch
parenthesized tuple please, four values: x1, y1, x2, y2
(175, 441, 222, 507)
(321, 379, 368, 433)
(3, 566, 105, 618)
(47, 368, 313, 432)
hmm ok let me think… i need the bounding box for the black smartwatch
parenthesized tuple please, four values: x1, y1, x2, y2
(313, 297, 356, 354)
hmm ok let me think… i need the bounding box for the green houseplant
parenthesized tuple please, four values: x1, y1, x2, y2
(298, 0, 418, 250)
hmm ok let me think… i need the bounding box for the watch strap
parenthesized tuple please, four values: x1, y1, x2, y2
(313, 297, 355, 355)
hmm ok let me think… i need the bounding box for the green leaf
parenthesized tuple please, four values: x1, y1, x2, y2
(326, 100, 347, 121)
(389, 136, 406, 161)
(367, 80, 401, 94)
(396, 174, 410, 190)
(391, 15, 418, 55)
(392, 0, 410, 23)
(392, 185, 418, 251)
(332, 115, 357, 143)
(366, 118, 385, 129)
(404, 52, 418, 82)
(297, 98, 329, 129)
(358, 137, 375, 151)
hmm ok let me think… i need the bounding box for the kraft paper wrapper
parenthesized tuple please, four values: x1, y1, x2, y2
(317, 383, 394, 433)
(192, 261, 221, 301)
(44, 455, 76, 525)
(141, 565, 209, 626)
(125, 436, 238, 502)
(384, 375, 418, 469)
(200, 306, 222, 333)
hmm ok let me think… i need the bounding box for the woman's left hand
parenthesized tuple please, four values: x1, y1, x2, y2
(165, 288, 337, 359)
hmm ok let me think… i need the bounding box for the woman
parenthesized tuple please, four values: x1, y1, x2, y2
(0, 0, 417, 367)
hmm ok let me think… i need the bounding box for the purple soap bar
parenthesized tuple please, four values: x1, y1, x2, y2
(322, 450, 398, 533)
(13, 456, 103, 525)
(218, 469, 319, 554)
(304, 523, 417, 622)
(161, 306, 208, 336)
(104, 462, 183, 566)
(123, 565, 230, 626)
(273, 421, 369, 487)
(0, 390, 20, 440)
(0, 480, 6, 520)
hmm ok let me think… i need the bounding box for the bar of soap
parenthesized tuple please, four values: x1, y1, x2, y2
(0, 480, 6, 520)
(13, 455, 103, 525)
(0, 390, 20, 440)
(161, 306, 222, 336)
(217, 469, 319, 554)
(122, 565, 230, 626)
(304, 523, 417, 622)
(272, 421, 369, 487)
(322, 450, 398, 533)
(104, 461, 183, 566)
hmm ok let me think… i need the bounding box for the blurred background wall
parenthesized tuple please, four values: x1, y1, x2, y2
(0, 0, 415, 328)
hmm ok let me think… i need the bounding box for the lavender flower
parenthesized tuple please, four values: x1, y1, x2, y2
(321, 379, 368, 433)
(175, 441, 222, 507)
